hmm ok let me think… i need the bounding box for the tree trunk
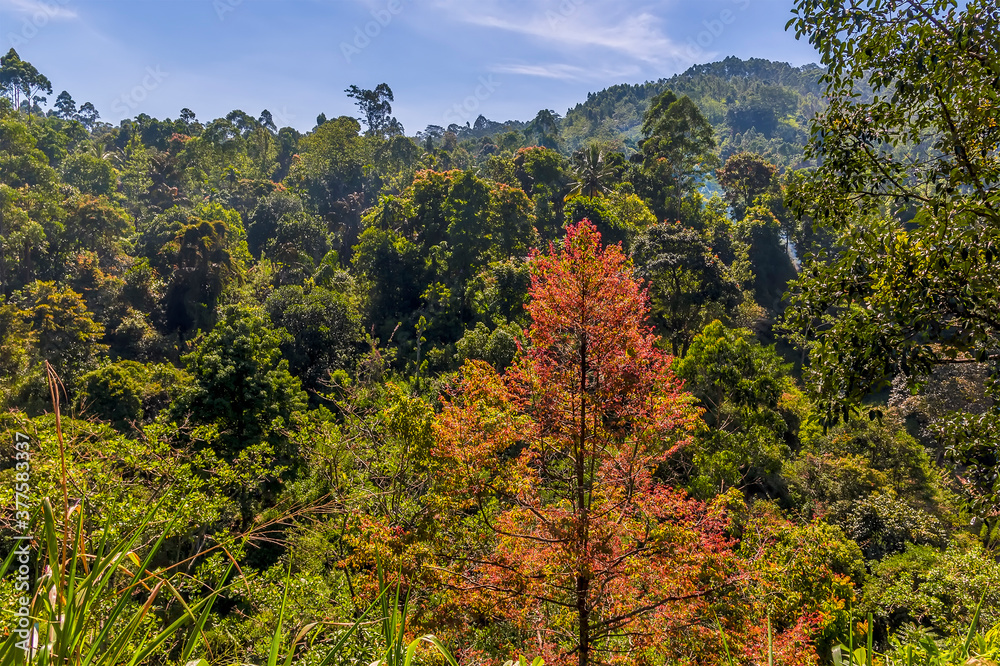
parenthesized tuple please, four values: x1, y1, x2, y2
(0, 203, 6, 295)
(576, 331, 590, 666)
(577, 574, 591, 666)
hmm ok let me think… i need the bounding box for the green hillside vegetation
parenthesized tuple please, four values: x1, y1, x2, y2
(435, 57, 832, 169)
(560, 57, 830, 164)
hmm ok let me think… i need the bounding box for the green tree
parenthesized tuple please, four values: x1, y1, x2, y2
(527, 108, 560, 149)
(784, 0, 1000, 411)
(465, 258, 531, 327)
(290, 115, 366, 249)
(782, 0, 1000, 534)
(60, 153, 117, 197)
(513, 145, 566, 197)
(0, 113, 63, 291)
(75, 101, 99, 129)
(639, 89, 719, 193)
(716, 151, 777, 220)
(673, 320, 793, 499)
(265, 284, 363, 393)
(605, 188, 658, 235)
(566, 144, 615, 199)
(863, 544, 1000, 638)
(632, 223, 742, 356)
(62, 194, 132, 264)
(405, 169, 451, 248)
(443, 170, 493, 275)
(77, 360, 188, 431)
(262, 211, 331, 285)
(0, 49, 52, 116)
(351, 226, 425, 340)
(488, 182, 537, 260)
(565, 188, 657, 252)
(838, 493, 945, 561)
(513, 146, 568, 240)
(173, 303, 307, 456)
(741, 507, 866, 657)
(346, 83, 402, 138)
(52, 90, 76, 119)
(734, 203, 796, 312)
(5, 281, 107, 403)
(454, 320, 521, 371)
(790, 411, 939, 511)
(565, 197, 613, 240)
(140, 204, 248, 336)
(246, 190, 306, 257)
(0, 294, 35, 405)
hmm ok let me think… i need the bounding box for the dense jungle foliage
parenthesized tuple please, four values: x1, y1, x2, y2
(2, 1, 1000, 664)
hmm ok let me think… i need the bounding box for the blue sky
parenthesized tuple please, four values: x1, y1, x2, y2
(0, 0, 820, 133)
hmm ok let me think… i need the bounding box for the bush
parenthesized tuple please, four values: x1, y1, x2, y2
(835, 494, 946, 561)
(77, 361, 189, 430)
(863, 543, 1000, 638)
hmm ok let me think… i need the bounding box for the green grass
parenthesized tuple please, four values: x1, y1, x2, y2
(832, 601, 1000, 666)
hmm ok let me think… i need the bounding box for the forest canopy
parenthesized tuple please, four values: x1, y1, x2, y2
(1, 1, 1000, 663)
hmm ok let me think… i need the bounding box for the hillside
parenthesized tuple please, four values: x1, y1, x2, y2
(437, 57, 829, 168)
(558, 56, 827, 163)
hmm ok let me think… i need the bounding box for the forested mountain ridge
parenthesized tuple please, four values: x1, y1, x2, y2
(2, 2, 1000, 662)
(434, 56, 827, 167)
(559, 56, 828, 162)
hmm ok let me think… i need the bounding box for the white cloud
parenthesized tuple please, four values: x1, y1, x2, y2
(432, 0, 687, 66)
(0, 0, 77, 20)
(491, 61, 639, 82)
(491, 63, 586, 80)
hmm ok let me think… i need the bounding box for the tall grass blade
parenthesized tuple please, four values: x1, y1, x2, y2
(713, 613, 736, 666)
(866, 613, 873, 666)
(267, 563, 293, 666)
(315, 583, 394, 666)
(963, 592, 986, 657)
(767, 615, 773, 666)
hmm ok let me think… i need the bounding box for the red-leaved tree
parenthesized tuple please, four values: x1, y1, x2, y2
(434, 221, 738, 666)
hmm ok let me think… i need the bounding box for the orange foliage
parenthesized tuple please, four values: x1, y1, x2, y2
(434, 221, 740, 666)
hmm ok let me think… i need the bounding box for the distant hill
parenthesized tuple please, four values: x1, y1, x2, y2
(558, 56, 828, 167)
(426, 57, 835, 169)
